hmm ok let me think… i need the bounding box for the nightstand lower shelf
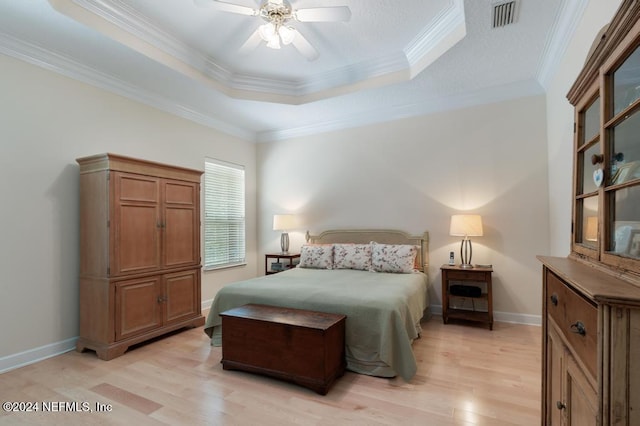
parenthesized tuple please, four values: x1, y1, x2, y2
(444, 307, 491, 325)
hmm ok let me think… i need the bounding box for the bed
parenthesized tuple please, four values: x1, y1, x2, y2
(204, 229, 430, 382)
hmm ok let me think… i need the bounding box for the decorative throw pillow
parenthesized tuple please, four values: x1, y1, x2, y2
(333, 243, 372, 271)
(298, 244, 334, 269)
(371, 242, 418, 273)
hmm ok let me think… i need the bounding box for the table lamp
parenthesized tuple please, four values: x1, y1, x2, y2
(450, 214, 483, 268)
(273, 214, 296, 253)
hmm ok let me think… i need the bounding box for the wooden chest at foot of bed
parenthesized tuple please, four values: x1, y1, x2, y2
(220, 304, 346, 395)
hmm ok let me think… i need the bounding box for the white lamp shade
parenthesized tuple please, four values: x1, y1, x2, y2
(273, 214, 296, 231)
(450, 214, 484, 237)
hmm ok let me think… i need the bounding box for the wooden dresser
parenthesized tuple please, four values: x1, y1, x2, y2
(76, 153, 204, 360)
(539, 256, 640, 425)
(540, 1, 640, 424)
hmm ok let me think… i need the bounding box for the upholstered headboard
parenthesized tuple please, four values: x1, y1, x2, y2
(305, 229, 429, 272)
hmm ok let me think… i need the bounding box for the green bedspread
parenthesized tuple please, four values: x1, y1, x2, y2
(204, 267, 429, 381)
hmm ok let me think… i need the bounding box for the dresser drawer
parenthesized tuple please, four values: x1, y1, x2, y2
(546, 271, 597, 378)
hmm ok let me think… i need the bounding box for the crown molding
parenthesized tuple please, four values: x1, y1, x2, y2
(49, 0, 466, 104)
(535, 0, 588, 89)
(404, 0, 466, 78)
(0, 31, 255, 141)
(256, 79, 545, 142)
(3, 1, 553, 145)
(1, 27, 547, 146)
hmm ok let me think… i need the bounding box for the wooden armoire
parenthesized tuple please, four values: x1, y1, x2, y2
(539, 1, 640, 424)
(76, 153, 204, 360)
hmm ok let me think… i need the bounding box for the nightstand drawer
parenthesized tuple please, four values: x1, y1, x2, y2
(546, 271, 597, 378)
(446, 270, 489, 281)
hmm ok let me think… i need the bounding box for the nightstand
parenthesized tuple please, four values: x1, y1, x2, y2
(265, 253, 300, 275)
(441, 264, 493, 330)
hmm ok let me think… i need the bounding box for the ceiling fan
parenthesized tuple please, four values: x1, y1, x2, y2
(194, 0, 351, 61)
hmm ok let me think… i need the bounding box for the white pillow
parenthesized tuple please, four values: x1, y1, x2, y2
(333, 243, 372, 271)
(298, 244, 334, 269)
(370, 242, 418, 273)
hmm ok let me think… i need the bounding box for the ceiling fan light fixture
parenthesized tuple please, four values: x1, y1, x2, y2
(266, 37, 281, 49)
(278, 25, 296, 45)
(200, 0, 350, 59)
(259, 22, 276, 41)
(259, 23, 281, 49)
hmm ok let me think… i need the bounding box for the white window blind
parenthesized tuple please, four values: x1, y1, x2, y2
(204, 159, 246, 269)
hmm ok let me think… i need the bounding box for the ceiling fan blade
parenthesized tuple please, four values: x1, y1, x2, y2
(295, 6, 351, 22)
(239, 28, 264, 54)
(194, 0, 257, 16)
(291, 30, 319, 61)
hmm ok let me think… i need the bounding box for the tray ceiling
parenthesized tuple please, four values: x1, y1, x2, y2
(0, 0, 585, 141)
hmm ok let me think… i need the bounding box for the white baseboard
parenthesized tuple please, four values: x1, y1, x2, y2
(203, 301, 541, 326)
(0, 301, 214, 374)
(494, 310, 541, 326)
(0, 303, 539, 374)
(0, 337, 77, 374)
(202, 298, 213, 313)
(430, 304, 541, 326)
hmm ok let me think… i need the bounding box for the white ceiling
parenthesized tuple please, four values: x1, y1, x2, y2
(0, 0, 586, 142)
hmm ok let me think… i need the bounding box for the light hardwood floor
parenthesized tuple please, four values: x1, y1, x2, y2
(0, 316, 541, 425)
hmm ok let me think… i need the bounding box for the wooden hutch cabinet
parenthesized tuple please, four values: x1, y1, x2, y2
(539, 1, 640, 425)
(76, 153, 204, 360)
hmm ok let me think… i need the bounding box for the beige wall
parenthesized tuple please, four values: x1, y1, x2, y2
(0, 54, 257, 365)
(545, 0, 622, 256)
(257, 95, 549, 323)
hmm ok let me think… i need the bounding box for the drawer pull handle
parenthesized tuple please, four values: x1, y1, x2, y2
(550, 293, 558, 306)
(556, 401, 566, 410)
(570, 321, 586, 336)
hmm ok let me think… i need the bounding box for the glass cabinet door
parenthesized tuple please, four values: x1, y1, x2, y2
(568, 1, 640, 276)
(575, 96, 601, 253)
(605, 44, 640, 261)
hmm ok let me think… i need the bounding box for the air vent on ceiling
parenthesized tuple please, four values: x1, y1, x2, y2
(492, 0, 518, 28)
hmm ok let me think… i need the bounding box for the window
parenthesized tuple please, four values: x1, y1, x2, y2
(203, 158, 246, 269)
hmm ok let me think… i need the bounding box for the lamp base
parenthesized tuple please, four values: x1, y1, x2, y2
(459, 238, 473, 268)
(280, 232, 290, 254)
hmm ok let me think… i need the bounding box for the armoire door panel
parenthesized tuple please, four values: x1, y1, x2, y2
(114, 204, 161, 274)
(115, 277, 162, 340)
(164, 207, 197, 267)
(164, 270, 199, 325)
(164, 181, 196, 205)
(117, 173, 159, 203)
(112, 172, 162, 275)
